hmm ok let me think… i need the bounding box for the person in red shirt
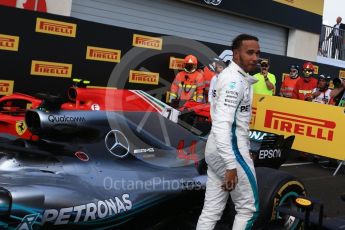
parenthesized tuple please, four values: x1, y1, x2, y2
(202, 66, 214, 103)
(169, 55, 204, 103)
(203, 57, 226, 103)
(292, 62, 318, 101)
(203, 59, 217, 103)
(280, 65, 300, 98)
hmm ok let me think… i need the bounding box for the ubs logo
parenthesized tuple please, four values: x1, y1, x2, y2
(204, 0, 223, 6)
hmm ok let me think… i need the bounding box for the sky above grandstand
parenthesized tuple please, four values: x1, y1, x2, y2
(323, 0, 345, 26)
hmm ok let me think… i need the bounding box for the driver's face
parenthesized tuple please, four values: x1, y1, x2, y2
(233, 40, 260, 72)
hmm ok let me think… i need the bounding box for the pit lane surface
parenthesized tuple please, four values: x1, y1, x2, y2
(281, 151, 345, 218)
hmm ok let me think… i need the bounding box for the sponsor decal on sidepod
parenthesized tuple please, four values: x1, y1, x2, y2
(258, 149, 282, 160)
(42, 194, 132, 225)
(48, 115, 86, 123)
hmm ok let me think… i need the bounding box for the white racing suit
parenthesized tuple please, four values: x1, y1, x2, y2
(197, 62, 259, 230)
(208, 74, 218, 107)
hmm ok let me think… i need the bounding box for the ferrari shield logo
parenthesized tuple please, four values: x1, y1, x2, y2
(16, 120, 27, 136)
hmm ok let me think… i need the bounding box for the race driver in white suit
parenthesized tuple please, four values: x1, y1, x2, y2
(197, 34, 260, 230)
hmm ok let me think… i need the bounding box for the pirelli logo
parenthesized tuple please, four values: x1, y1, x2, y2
(31, 60, 72, 78)
(129, 70, 159, 85)
(0, 80, 14, 95)
(264, 110, 336, 141)
(35, 18, 77, 38)
(132, 34, 162, 50)
(0, 34, 19, 51)
(169, 57, 184, 70)
(86, 46, 121, 63)
(339, 70, 345, 79)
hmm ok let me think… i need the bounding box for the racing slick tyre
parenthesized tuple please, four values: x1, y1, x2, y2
(254, 167, 306, 230)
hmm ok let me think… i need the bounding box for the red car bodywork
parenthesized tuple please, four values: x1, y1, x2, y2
(0, 93, 42, 139)
(179, 101, 211, 120)
(62, 87, 163, 112)
(0, 87, 165, 140)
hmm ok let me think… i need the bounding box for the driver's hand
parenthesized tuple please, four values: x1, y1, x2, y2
(221, 169, 238, 191)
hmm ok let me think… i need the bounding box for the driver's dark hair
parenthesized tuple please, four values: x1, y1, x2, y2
(231, 34, 259, 51)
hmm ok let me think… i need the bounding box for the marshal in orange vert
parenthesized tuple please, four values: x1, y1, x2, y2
(129, 70, 159, 85)
(169, 57, 184, 70)
(30, 60, 72, 78)
(264, 110, 336, 141)
(35, 18, 77, 38)
(132, 34, 162, 50)
(0, 34, 19, 51)
(86, 46, 121, 63)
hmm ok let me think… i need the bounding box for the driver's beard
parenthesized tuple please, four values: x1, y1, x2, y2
(238, 55, 251, 72)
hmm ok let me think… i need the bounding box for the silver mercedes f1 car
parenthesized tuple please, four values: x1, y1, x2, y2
(0, 86, 306, 230)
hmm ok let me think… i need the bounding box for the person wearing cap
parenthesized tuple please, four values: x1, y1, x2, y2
(207, 58, 226, 106)
(203, 65, 214, 103)
(309, 75, 332, 104)
(169, 54, 204, 104)
(292, 62, 318, 101)
(203, 58, 219, 103)
(253, 60, 276, 96)
(280, 65, 300, 98)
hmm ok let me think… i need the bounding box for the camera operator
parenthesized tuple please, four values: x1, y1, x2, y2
(330, 77, 345, 106)
(309, 75, 332, 104)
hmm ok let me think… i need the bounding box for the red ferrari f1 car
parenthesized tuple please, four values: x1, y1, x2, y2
(0, 79, 181, 141)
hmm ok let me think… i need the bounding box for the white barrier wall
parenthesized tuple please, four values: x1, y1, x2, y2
(287, 29, 319, 61)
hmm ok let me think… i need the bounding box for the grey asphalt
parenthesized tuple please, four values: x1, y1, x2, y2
(281, 152, 345, 218)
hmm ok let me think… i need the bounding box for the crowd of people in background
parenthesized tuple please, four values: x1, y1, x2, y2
(169, 54, 345, 108)
(279, 61, 344, 106)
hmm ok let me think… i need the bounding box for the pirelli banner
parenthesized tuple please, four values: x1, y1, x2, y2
(182, 0, 323, 34)
(252, 95, 345, 160)
(0, 5, 342, 100)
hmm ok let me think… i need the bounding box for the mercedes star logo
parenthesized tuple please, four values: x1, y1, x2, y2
(105, 130, 130, 158)
(204, 0, 222, 6)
